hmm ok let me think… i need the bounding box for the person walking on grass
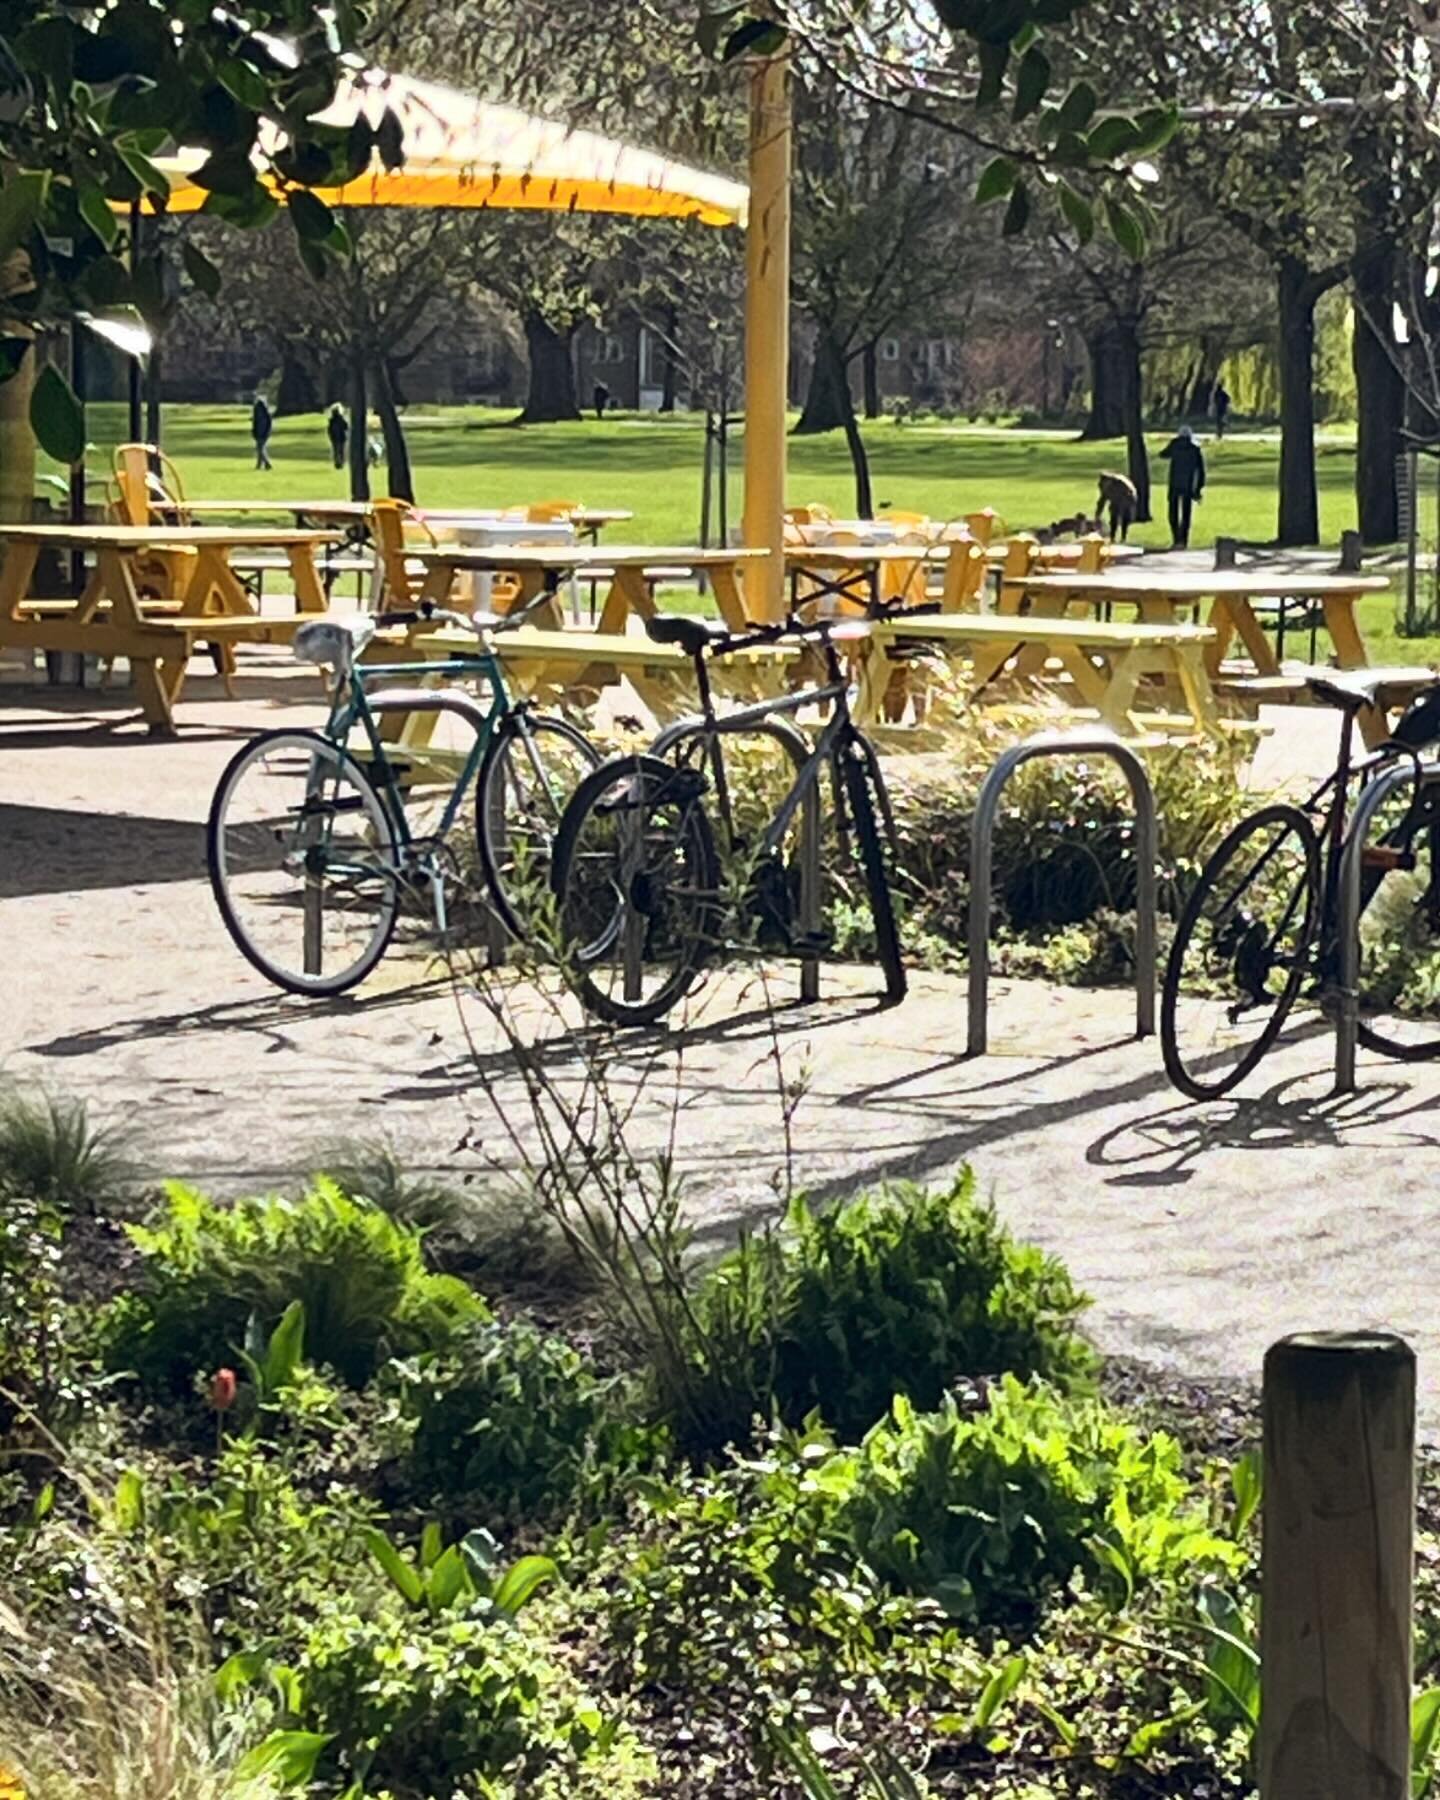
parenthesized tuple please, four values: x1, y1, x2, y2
(1213, 379, 1231, 439)
(326, 404, 348, 470)
(1159, 423, 1205, 548)
(251, 393, 274, 471)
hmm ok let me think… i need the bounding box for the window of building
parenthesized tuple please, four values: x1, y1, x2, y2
(597, 334, 625, 365)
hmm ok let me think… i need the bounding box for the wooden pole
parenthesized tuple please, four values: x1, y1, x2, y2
(1260, 1331, 1414, 1800)
(742, 52, 791, 623)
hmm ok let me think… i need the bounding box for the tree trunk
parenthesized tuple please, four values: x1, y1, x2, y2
(793, 328, 852, 435)
(1116, 318, 1152, 523)
(276, 350, 319, 416)
(862, 340, 881, 419)
(0, 343, 34, 523)
(519, 313, 580, 423)
(1353, 243, 1404, 545)
(844, 404, 874, 518)
(1277, 256, 1322, 547)
(370, 356, 414, 502)
(347, 356, 369, 503)
(660, 302, 679, 413)
(1078, 324, 1128, 439)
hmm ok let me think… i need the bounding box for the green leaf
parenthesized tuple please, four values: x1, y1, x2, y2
(81, 255, 131, 307)
(0, 171, 50, 266)
(363, 1527, 423, 1606)
(1058, 182, 1094, 245)
(215, 1650, 266, 1702)
(31, 362, 85, 466)
(1414, 1688, 1440, 1794)
(977, 40, 1008, 108)
(191, 147, 257, 198)
(1001, 180, 1030, 238)
(492, 1553, 557, 1616)
(181, 239, 221, 299)
(420, 1521, 444, 1569)
(1088, 1531, 1135, 1608)
(1130, 104, 1180, 155)
(217, 58, 270, 112)
(289, 188, 335, 243)
(763, 1721, 843, 1798)
(1051, 130, 1092, 169)
(33, 1481, 54, 1523)
(1031, 1697, 1078, 1748)
(1088, 116, 1141, 161)
(233, 1730, 330, 1787)
(263, 1299, 306, 1391)
(1057, 81, 1097, 132)
(974, 156, 1017, 205)
(1104, 195, 1145, 260)
(427, 1544, 474, 1613)
(113, 1467, 145, 1532)
(696, 6, 744, 55)
(202, 185, 278, 231)
(1123, 1701, 1205, 1759)
(1230, 1449, 1261, 1536)
(375, 106, 404, 173)
(974, 1653, 1027, 1730)
(342, 116, 373, 182)
(74, 178, 119, 251)
(721, 17, 788, 60)
(1012, 46, 1050, 123)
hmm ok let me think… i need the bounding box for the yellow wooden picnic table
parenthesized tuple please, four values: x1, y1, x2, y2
(1014, 569, 1391, 675)
(408, 543, 768, 632)
(858, 610, 1222, 740)
(0, 522, 338, 732)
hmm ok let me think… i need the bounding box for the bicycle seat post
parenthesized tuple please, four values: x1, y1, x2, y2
(693, 643, 718, 724)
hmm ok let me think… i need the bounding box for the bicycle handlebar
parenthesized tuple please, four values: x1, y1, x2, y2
(714, 597, 943, 659)
(374, 593, 554, 639)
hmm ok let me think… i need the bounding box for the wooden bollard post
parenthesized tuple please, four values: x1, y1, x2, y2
(1261, 1331, 1415, 1800)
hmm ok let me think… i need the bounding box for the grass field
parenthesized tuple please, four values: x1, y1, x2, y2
(56, 401, 1438, 662)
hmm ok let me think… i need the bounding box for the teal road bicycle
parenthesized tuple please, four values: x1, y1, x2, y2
(207, 599, 599, 996)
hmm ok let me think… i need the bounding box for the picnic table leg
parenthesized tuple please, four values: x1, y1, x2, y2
(1212, 593, 1279, 676)
(1095, 646, 1148, 737)
(597, 567, 655, 636)
(1174, 645, 1221, 734)
(1203, 596, 1236, 674)
(709, 562, 750, 630)
(287, 545, 328, 615)
(128, 658, 177, 736)
(0, 541, 40, 621)
(1322, 595, 1370, 669)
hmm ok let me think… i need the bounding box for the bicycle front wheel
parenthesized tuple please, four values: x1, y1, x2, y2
(551, 753, 721, 1027)
(1161, 804, 1320, 1100)
(476, 711, 601, 938)
(841, 739, 906, 1004)
(208, 729, 400, 996)
(1355, 779, 1440, 1060)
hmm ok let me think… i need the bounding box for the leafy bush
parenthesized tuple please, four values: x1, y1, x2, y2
(680, 1173, 1094, 1448)
(102, 1178, 486, 1392)
(402, 1319, 643, 1521)
(316, 1136, 466, 1234)
(838, 1378, 1239, 1624)
(0, 1086, 135, 1214)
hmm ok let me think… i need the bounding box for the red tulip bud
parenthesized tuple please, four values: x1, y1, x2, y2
(210, 1368, 237, 1411)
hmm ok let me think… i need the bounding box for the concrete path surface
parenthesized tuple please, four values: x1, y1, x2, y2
(5, 672, 1440, 1428)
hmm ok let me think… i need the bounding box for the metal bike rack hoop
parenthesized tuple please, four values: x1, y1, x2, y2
(1334, 760, 1440, 1092)
(968, 730, 1157, 1056)
(651, 709, 824, 1003)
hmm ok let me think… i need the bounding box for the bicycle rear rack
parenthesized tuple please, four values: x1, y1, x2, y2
(1334, 761, 1440, 1091)
(968, 731, 1157, 1056)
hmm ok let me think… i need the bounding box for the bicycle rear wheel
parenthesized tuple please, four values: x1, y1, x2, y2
(1355, 779, 1440, 1060)
(551, 753, 721, 1027)
(1161, 804, 1320, 1099)
(476, 711, 601, 937)
(841, 739, 906, 1004)
(208, 729, 399, 995)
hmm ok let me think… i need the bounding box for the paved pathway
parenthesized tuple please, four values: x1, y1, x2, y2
(5, 671, 1440, 1428)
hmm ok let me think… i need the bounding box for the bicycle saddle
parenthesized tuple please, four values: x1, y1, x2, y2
(646, 615, 729, 657)
(293, 614, 377, 672)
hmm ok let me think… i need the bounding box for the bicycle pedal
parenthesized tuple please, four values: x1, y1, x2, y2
(1361, 846, 1416, 873)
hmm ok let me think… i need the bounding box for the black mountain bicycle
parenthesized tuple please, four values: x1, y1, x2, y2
(549, 611, 905, 1027)
(1162, 667, 1440, 1098)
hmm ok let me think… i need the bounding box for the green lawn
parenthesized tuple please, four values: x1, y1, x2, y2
(55, 401, 1435, 660)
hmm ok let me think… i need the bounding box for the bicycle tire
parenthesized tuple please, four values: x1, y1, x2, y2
(476, 711, 601, 938)
(1355, 783, 1440, 1061)
(842, 738, 906, 1005)
(1161, 803, 1320, 1100)
(208, 728, 399, 996)
(550, 752, 721, 1028)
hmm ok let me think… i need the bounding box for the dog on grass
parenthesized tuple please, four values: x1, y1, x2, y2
(1096, 472, 1138, 541)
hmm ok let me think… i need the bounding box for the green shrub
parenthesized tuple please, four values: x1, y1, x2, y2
(839, 1377, 1239, 1623)
(316, 1136, 466, 1234)
(0, 1086, 135, 1214)
(403, 1319, 643, 1521)
(681, 1173, 1093, 1448)
(102, 1177, 486, 1391)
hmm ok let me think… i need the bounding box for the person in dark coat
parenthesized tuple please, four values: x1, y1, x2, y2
(1213, 380, 1231, 439)
(1159, 424, 1205, 547)
(251, 394, 274, 471)
(326, 404, 348, 470)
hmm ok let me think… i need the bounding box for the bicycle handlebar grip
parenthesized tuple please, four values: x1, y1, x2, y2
(376, 610, 420, 628)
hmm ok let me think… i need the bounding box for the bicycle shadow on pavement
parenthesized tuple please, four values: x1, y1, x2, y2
(1087, 1072, 1440, 1189)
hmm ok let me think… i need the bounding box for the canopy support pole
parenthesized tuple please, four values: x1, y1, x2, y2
(742, 53, 791, 623)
